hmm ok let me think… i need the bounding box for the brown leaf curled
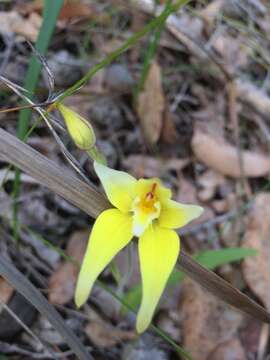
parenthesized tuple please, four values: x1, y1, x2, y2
(137, 60, 165, 145)
(192, 129, 270, 178)
(243, 193, 270, 310)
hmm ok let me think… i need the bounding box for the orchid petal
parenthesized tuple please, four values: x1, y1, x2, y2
(136, 225, 180, 333)
(132, 201, 160, 237)
(159, 200, 203, 229)
(94, 161, 136, 212)
(75, 209, 133, 307)
(136, 178, 171, 202)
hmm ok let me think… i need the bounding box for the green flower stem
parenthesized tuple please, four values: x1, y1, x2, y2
(22, 223, 193, 359)
(87, 146, 107, 165)
(57, 0, 190, 103)
(134, 0, 173, 99)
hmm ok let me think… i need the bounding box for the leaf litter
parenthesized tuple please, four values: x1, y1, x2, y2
(1, 0, 270, 359)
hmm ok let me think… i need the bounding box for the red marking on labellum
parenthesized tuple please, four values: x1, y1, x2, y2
(145, 183, 157, 201)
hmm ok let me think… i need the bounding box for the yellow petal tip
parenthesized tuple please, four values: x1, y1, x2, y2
(74, 290, 86, 309)
(196, 206, 204, 216)
(136, 311, 152, 334)
(136, 323, 147, 334)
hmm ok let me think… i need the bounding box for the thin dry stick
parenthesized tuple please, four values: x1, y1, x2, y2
(1, 129, 270, 325)
(0, 129, 108, 218)
(227, 80, 250, 238)
(0, 341, 74, 359)
(177, 253, 270, 324)
(0, 76, 90, 185)
(0, 297, 56, 358)
(257, 323, 269, 360)
(0, 255, 91, 360)
(228, 80, 250, 198)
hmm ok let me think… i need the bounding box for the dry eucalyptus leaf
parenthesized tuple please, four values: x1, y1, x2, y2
(0, 277, 14, 304)
(176, 178, 214, 227)
(211, 198, 231, 213)
(59, 2, 96, 20)
(85, 321, 136, 348)
(48, 230, 88, 305)
(198, 170, 226, 202)
(192, 129, 270, 178)
(211, 32, 250, 70)
(236, 80, 270, 117)
(160, 105, 178, 144)
(242, 193, 270, 310)
(137, 61, 165, 145)
(208, 338, 246, 360)
(199, 0, 225, 25)
(0, 11, 42, 41)
(176, 177, 198, 204)
(180, 279, 243, 360)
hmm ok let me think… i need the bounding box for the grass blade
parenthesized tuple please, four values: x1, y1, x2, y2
(13, 0, 64, 239)
(0, 129, 108, 218)
(57, 0, 190, 102)
(1, 129, 270, 326)
(122, 247, 257, 312)
(17, 0, 63, 138)
(177, 252, 270, 324)
(0, 255, 91, 360)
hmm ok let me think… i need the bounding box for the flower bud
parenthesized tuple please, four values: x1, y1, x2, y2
(57, 103, 96, 150)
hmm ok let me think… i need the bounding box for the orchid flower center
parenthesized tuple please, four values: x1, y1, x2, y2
(131, 183, 161, 236)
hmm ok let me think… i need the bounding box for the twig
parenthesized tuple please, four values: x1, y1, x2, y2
(0, 297, 56, 358)
(228, 81, 244, 185)
(1, 130, 270, 342)
(0, 341, 77, 359)
(0, 76, 91, 185)
(130, 0, 233, 81)
(257, 324, 269, 360)
(227, 80, 251, 242)
(179, 200, 253, 236)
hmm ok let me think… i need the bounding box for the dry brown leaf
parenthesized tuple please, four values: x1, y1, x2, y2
(0, 11, 20, 36)
(0, 277, 14, 304)
(85, 321, 136, 348)
(199, 0, 225, 26)
(242, 193, 270, 310)
(198, 170, 226, 202)
(15, 0, 43, 15)
(239, 319, 261, 357)
(211, 199, 231, 213)
(48, 230, 88, 305)
(0, 11, 42, 41)
(211, 33, 250, 70)
(123, 155, 189, 178)
(208, 338, 247, 360)
(160, 104, 178, 144)
(192, 129, 270, 178)
(137, 61, 165, 145)
(59, 2, 96, 20)
(176, 177, 198, 204)
(180, 279, 243, 360)
(236, 80, 270, 117)
(17, 0, 96, 20)
(0, 11, 39, 42)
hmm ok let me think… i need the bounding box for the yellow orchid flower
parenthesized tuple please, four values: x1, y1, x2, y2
(75, 162, 203, 333)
